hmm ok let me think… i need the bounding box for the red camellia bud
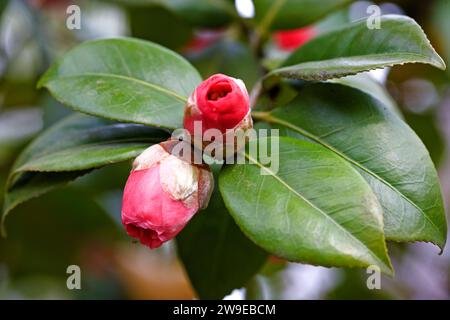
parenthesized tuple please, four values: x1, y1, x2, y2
(274, 26, 317, 51)
(121, 141, 213, 249)
(183, 74, 252, 135)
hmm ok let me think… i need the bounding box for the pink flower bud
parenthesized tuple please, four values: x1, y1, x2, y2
(183, 74, 252, 135)
(121, 141, 213, 249)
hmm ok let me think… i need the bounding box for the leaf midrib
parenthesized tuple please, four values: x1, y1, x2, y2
(44, 72, 189, 103)
(244, 151, 391, 273)
(264, 114, 442, 239)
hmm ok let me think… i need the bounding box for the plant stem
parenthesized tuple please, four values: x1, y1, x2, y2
(251, 111, 271, 120)
(253, 0, 286, 53)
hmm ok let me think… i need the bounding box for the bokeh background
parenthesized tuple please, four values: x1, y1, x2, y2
(1, 0, 450, 299)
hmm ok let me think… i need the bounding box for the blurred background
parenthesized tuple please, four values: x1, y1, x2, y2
(0, 0, 450, 299)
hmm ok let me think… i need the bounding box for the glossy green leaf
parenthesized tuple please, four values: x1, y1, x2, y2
(254, 83, 447, 247)
(269, 15, 446, 81)
(2, 114, 168, 234)
(219, 137, 393, 274)
(13, 141, 145, 174)
(38, 38, 202, 129)
(177, 167, 267, 299)
(9, 114, 167, 179)
(253, 0, 353, 30)
(330, 73, 402, 118)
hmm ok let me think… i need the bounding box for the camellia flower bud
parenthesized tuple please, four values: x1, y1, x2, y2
(183, 73, 252, 135)
(121, 141, 213, 249)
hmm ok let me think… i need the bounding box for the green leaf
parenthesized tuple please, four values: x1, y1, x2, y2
(254, 83, 447, 248)
(253, 0, 353, 30)
(9, 114, 167, 179)
(177, 167, 267, 299)
(13, 140, 147, 174)
(269, 15, 446, 81)
(330, 73, 402, 119)
(219, 137, 393, 274)
(38, 38, 202, 129)
(2, 114, 168, 234)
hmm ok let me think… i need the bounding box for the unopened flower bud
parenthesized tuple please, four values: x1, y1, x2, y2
(183, 74, 253, 159)
(121, 141, 213, 249)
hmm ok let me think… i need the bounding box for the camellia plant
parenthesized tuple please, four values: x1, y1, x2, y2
(1, 0, 448, 299)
